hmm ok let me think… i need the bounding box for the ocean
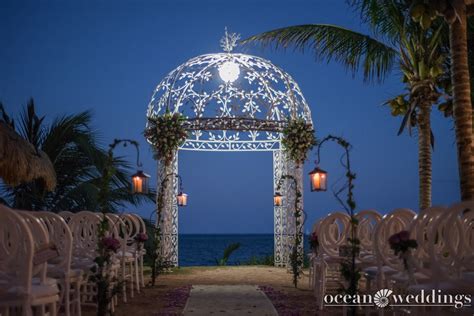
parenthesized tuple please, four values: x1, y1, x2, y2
(179, 234, 310, 266)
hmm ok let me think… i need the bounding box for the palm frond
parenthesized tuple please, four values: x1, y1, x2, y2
(222, 242, 241, 262)
(0, 103, 14, 128)
(0, 102, 154, 212)
(18, 99, 45, 149)
(42, 110, 96, 164)
(348, 0, 408, 43)
(216, 242, 241, 266)
(243, 24, 397, 82)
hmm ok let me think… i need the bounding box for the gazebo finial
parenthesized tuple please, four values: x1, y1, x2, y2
(220, 27, 240, 53)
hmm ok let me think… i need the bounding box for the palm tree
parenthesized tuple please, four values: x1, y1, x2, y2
(0, 99, 154, 211)
(413, 0, 474, 201)
(243, 1, 449, 210)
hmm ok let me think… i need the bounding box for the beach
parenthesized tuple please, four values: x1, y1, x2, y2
(83, 266, 319, 315)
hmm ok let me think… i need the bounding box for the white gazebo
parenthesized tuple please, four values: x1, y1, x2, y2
(146, 30, 313, 267)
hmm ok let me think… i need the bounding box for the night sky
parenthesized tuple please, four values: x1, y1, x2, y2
(1, 0, 460, 234)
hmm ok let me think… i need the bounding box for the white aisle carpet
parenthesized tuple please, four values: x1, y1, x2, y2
(183, 285, 278, 316)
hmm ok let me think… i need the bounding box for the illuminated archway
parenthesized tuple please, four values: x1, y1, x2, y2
(146, 30, 313, 267)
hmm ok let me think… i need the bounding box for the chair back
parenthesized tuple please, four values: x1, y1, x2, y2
(428, 201, 474, 281)
(408, 206, 445, 268)
(18, 210, 50, 280)
(129, 213, 147, 235)
(374, 208, 416, 271)
(105, 213, 127, 241)
(68, 211, 102, 262)
(36, 211, 73, 274)
(120, 213, 141, 248)
(58, 211, 74, 223)
(355, 209, 382, 254)
(0, 205, 34, 294)
(318, 211, 350, 258)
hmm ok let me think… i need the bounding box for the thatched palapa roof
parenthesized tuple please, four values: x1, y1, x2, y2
(0, 122, 56, 191)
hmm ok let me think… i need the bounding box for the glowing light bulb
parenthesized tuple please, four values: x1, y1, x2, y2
(218, 61, 240, 83)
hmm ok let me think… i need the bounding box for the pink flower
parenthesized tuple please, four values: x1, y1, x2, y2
(398, 230, 410, 241)
(388, 233, 400, 246)
(101, 237, 121, 252)
(309, 232, 319, 251)
(134, 233, 149, 243)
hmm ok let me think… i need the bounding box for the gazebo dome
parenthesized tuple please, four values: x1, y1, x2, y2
(146, 31, 312, 151)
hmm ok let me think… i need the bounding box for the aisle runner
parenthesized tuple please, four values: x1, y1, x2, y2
(183, 285, 278, 315)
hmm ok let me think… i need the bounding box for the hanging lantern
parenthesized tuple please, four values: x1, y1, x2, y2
(177, 192, 188, 206)
(308, 167, 327, 192)
(131, 170, 150, 194)
(274, 192, 283, 206)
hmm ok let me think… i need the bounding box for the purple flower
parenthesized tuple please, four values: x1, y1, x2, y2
(309, 232, 319, 251)
(388, 230, 417, 256)
(398, 230, 410, 242)
(101, 237, 121, 252)
(388, 233, 400, 246)
(134, 233, 149, 243)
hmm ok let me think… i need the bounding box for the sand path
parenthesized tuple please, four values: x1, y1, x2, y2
(183, 285, 278, 316)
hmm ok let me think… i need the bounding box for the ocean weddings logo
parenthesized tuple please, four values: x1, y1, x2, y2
(323, 289, 472, 309)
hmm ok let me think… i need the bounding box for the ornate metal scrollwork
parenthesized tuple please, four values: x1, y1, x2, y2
(147, 31, 313, 266)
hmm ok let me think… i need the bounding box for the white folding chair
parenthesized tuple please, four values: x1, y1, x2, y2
(36, 211, 83, 316)
(0, 205, 60, 316)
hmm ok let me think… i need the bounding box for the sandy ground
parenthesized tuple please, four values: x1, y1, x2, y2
(83, 266, 320, 315)
(82, 266, 473, 315)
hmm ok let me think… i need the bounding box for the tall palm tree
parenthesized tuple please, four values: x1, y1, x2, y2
(449, 3, 474, 201)
(385, 24, 448, 209)
(0, 99, 154, 211)
(415, 0, 474, 201)
(243, 1, 449, 210)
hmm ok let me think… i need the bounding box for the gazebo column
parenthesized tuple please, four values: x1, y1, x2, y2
(157, 151, 179, 267)
(273, 149, 287, 267)
(284, 159, 304, 269)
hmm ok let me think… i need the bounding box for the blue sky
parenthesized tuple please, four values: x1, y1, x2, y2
(1, 0, 460, 234)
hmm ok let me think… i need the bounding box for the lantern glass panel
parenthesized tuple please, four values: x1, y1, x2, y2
(309, 168, 327, 192)
(274, 193, 283, 206)
(131, 170, 150, 194)
(177, 192, 188, 206)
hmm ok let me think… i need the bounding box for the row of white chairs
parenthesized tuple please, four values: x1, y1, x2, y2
(309, 201, 474, 312)
(0, 206, 148, 316)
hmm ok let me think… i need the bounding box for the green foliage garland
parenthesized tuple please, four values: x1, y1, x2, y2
(144, 112, 187, 283)
(279, 119, 314, 288)
(145, 112, 188, 165)
(289, 183, 303, 288)
(277, 174, 304, 288)
(281, 118, 316, 164)
(149, 175, 173, 286)
(316, 135, 361, 305)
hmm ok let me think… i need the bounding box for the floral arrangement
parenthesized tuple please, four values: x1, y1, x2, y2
(100, 236, 121, 253)
(389, 230, 418, 273)
(91, 217, 122, 316)
(145, 112, 188, 165)
(281, 118, 316, 164)
(134, 232, 149, 243)
(134, 232, 148, 252)
(388, 230, 417, 256)
(309, 232, 319, 253)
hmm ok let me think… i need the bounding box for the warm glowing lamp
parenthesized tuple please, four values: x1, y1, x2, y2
(177, 192, 188, 206)
(218, 61, 240, 83)
(274, 192, 283, 206)
(131, 170, 150, 194)
(308, 167, 327, 192)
